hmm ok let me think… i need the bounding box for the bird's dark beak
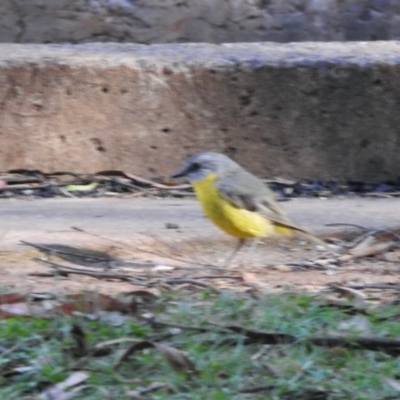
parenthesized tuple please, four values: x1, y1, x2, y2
(171, 165, 188, 179)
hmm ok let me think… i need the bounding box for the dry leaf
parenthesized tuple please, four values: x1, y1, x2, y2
(153, 343, 197, 374)
(97, 311, 127, 326)
(115, 341, 197, 375)
(40, 371, 89, 400)
(349, 235, 376, 251)
(330, 286, 367, 303)
(338, 315, 371, 334)
(125, 289, 160, 303)
(126, 390, 145, 399)
(383, 377, 400, 392)
(126, 382, 175, 399)
(94, 337, 140, 350)
(241, 272, 260, 283)
(58, 293, 128, 315)
(345, 240, 396, 260)
(273, 264, 293, 272)
(0, 293, 26, 304)
(0, 302, 31, 318)
(380, 251, 400, 262)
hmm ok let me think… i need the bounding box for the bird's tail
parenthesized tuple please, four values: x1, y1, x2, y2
(296, 229, 326, 246)
(275, 223, 326, 246)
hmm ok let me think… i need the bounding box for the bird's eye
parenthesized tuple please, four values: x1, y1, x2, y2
(188, 162, 200, 173)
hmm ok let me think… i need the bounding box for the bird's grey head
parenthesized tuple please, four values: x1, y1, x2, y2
(171, 152, 240, 182)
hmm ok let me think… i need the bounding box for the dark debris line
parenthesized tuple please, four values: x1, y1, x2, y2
(1, 170, 400, 199)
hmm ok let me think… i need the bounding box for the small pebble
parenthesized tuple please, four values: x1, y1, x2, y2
(153, 265, 175, 271)
(165, 222, 179, 229)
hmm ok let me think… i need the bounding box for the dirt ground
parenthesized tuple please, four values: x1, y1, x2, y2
(1, 197, 399, 295)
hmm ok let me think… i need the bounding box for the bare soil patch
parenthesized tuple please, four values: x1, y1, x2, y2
(1, 232, 399, 296)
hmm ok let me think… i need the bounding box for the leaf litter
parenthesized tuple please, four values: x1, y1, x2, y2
(1, 169, 400, 199)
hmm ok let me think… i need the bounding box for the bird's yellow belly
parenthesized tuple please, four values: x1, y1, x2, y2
(193, 174, 273, 239)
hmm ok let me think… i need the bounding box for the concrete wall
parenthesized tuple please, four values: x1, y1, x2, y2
(0, 0, 398, 44)
(1, 42, 399, 181)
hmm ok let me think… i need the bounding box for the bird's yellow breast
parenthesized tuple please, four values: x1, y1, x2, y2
(192, 173, 274, 239)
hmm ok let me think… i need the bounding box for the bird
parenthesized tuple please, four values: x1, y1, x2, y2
(171, 151, 323, 266)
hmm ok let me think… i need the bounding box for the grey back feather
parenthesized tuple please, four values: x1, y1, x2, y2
(217, 168, 308, 233)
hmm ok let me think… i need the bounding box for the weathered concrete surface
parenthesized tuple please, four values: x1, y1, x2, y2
(1, 42, 400, 181)
(0, 0, 398, 44)
(1, 197, 399, 250)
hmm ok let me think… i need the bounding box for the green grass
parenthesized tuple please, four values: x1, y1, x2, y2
(1, 290, 400, 399)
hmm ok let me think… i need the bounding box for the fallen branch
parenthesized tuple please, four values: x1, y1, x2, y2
(325, 223, 368, 230)
(123, 172, 190, 190)
(164, 279, 221, 293)
(191, 275, 242, 280)
(150, 320, 400, 354)
(21, 240, 116, 264)
(33, 258, 147, 286)
(150, 320, 231, 334)
(0, 183, 51, 192)
(345, 283, 400, 290)
(237, 384, 276, 394)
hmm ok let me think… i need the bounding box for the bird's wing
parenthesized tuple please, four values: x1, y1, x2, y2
(217, 170, 311, 234)
(218, 171, 325, 245)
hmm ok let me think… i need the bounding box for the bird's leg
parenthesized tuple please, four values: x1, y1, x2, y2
(223, 239, 246, 268)
(238, 237, 261, 267)
(242, 237, 260, 264)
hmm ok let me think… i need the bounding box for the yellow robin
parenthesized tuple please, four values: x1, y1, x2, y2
(172, 152, 323, 265)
